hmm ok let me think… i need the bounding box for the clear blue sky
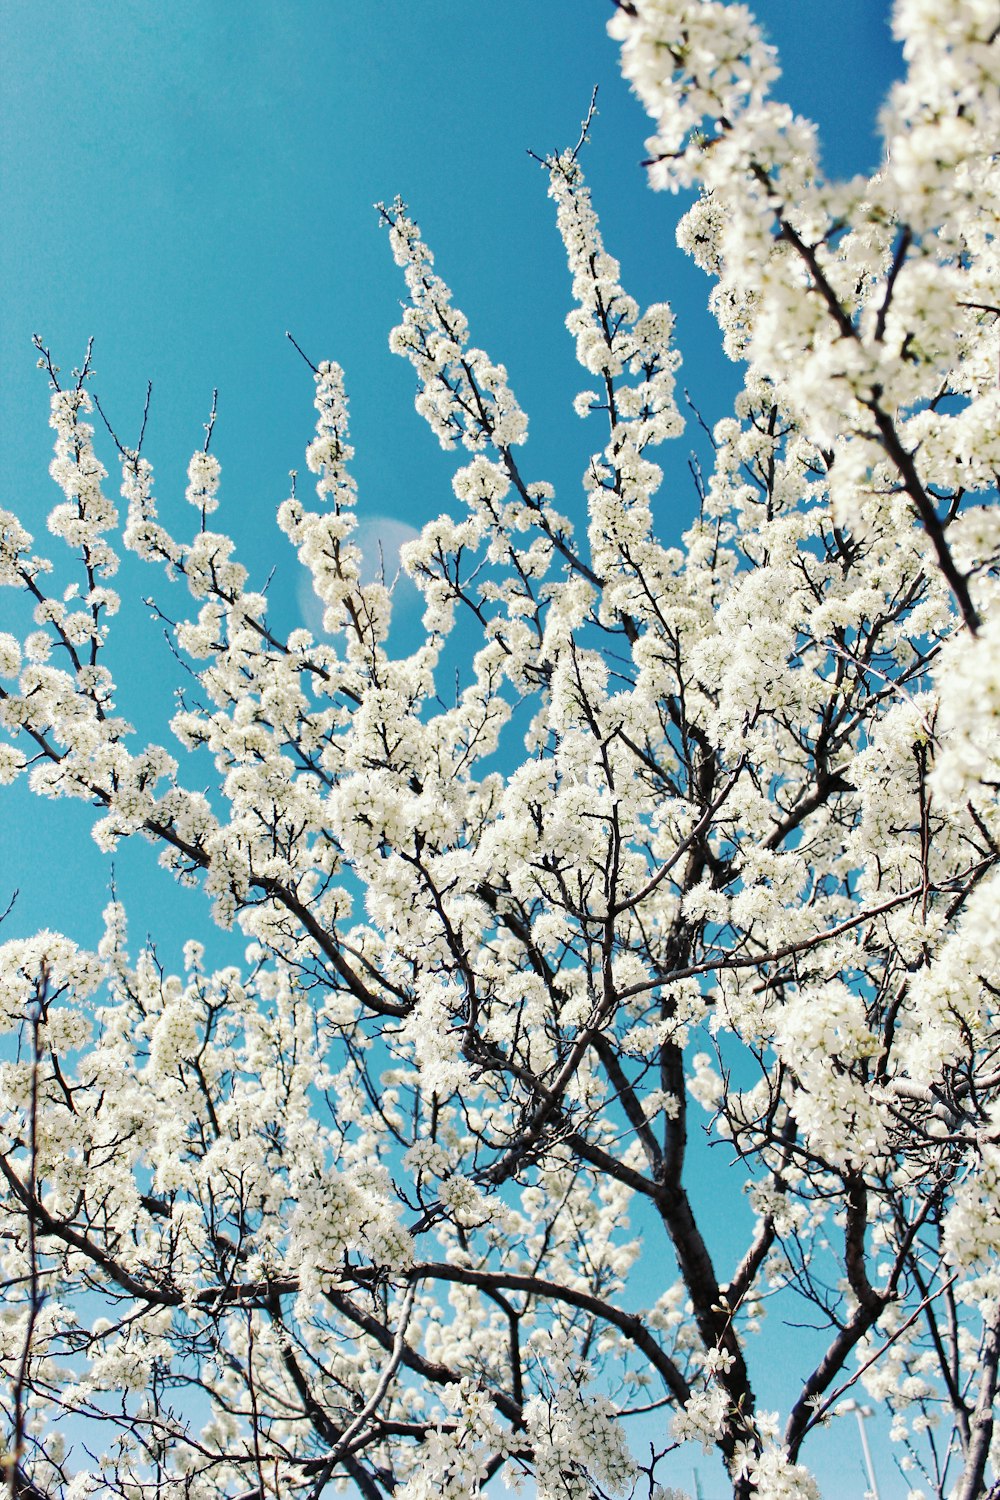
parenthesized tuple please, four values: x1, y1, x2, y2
(1, 3, 904, 1493)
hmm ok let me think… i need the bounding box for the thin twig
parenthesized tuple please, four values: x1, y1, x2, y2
(202, 388, 219, 453)
(286, 331, 319, 375)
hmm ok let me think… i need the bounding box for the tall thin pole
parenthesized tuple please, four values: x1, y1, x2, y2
(847, 1401, 880, 1499)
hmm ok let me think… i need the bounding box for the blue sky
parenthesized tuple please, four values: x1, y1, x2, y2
(1, 3, 905, 1492)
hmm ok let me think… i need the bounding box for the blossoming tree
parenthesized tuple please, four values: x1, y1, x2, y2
(1, 1, 999, 1496)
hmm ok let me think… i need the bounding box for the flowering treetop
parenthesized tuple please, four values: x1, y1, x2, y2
(0, 2, 998, 1497)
